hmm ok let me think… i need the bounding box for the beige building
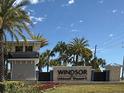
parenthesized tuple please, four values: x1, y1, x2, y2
(105, 66, 121, 81)
(7, 40, 41, 80)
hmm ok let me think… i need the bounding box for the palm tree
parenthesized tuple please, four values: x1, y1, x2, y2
(53, 41, 69, 66)
(4, 43, 13, 80)
(32, 33, 48, 48)
(81, 48, 93, 66)
(45, 50, 55, 72)
(37, 53, 47, 72)
(69, 37, 89, 66)
(90, 57, 106, 71)
(38, 50, 55, 72)
(0, 0, 32, 81)
(49, 59, 61, 66)
(32, 34, 48, 72)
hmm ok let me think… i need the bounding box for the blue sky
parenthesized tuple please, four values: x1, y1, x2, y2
(24, 0, 124, 65)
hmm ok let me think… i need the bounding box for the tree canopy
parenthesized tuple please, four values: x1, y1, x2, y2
(38, 37, 106, 72)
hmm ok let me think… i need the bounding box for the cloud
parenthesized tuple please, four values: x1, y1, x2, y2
(35, 17, 45, 22)
(111, 9, 124, 15)
(79, 20, 84, 23)
(71, 29, 79, 32)
(29, 0, 42, 4)
(109, 34, 114, 37)
(112, 9, 118, 14)
(33, 22, 38, 25)
(98, 0, 104, 4)
(68, 0, 75, 5)
(61, 0, 75, 7)
(30, 16, 46, 25)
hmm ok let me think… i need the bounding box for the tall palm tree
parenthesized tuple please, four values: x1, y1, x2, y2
(0, 0, 32, 81)
(38, 50, 55, 72)
(53, 41, 69, 66)
(32, 34, 48, 72)
(69, 37, 89, 66)
(37, 53, 47, 72)
(4, 43, 13, 80)
(45, 50, 55, 72)
(81, 48, 93, 66)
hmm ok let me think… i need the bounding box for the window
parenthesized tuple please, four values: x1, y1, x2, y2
(15, 46, 23, 52)
(25, 46, 33, 52)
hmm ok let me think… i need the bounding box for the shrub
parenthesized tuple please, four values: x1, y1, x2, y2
(0, 81, 42, 93)
(0, 82, 5, 93)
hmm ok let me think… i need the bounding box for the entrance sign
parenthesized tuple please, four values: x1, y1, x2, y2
(53, 66, 92, 82)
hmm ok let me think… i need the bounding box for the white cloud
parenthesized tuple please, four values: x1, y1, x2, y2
(98, 0, 104, 4)
(68, 0, 75, 5)
(109, 34, 114, 37)
(33, 21, 38, 25)
(62, 0, 75, 7)
(79, 20, 84, 23)
(35, 17, 45, 22)
(30, 16, 46, 25)
(111, 9, 124, 15)
(112, 9, 118, 14)
(30, 0, 41, 4)
(71, 29, 79, 32)
(30, 16, 46, 21)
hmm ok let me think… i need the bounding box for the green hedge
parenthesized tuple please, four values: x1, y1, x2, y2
(0, 81, 42, 93)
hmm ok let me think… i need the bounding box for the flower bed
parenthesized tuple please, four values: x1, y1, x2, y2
(34, 81, 60, 91)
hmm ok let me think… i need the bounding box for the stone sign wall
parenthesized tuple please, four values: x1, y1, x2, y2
(53, 66, 92, 82)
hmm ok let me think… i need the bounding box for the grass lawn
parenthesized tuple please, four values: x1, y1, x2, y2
(46, 83, 124, 93)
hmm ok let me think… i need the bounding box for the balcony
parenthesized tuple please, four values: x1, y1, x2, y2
(8, 52, 39, 58)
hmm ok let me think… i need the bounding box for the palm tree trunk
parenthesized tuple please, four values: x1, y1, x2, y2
(47, 58, 49, 72)
(0, 30, 4, 81)
(46, 61, 49, 72)
(75, 55, 78, 66)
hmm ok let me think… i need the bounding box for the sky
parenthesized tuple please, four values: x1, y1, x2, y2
(22, 0, 124, 65)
